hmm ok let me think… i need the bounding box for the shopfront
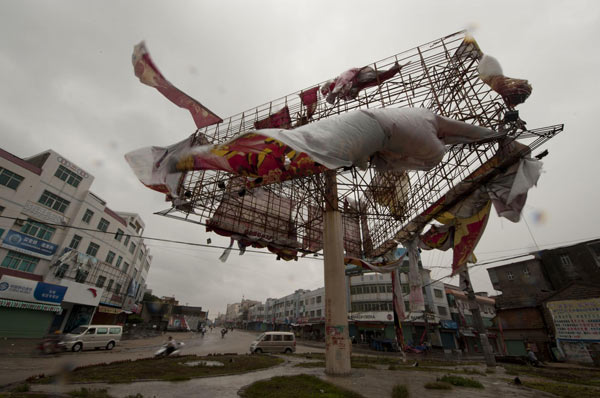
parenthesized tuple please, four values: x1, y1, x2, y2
(440, 319, 458, 349)
(349, 312, 395, 343)
(0, 274, 66, 338)
(53, 279, 103, 333)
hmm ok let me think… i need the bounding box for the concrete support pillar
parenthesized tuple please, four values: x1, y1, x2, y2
(323, 171, 352, 375)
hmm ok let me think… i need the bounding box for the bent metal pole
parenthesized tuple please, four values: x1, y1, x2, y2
(323, 170, 352, 375)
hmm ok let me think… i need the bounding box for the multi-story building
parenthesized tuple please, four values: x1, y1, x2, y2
(444, 284, 497, 354)
(487, 239, 600, 363)
(349, 268, 451, 348)
(236, 266, 453, 348)
(0, 148, 151, 337)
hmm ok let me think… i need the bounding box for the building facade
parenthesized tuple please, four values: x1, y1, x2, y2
(0, 148, 151, 336)
(230, 267, 453, 350)
(349, 269, 451, 348)
(487, 239, 600, 363)
(444, 284, 497, 354)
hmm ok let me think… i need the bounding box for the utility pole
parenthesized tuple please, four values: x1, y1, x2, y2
(461, 270, 496, 367)
(323, 170, 352, 375)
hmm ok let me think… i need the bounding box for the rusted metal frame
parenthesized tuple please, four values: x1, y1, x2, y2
(392, 140, 534, 243)
(416, 49, 460, 114)
(438, 61, 482, 122)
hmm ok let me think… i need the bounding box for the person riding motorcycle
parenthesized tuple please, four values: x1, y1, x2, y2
(165, 336, 177, 355)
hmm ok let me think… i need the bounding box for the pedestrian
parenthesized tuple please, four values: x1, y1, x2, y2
(527, 349, 541, 367)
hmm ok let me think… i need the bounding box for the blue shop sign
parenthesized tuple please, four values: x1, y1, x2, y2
(440, 320, 458, 330)
(1, 230, 58, 259)
(33, 282, 67, 304)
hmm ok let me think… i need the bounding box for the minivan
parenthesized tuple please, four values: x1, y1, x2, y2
(62, 325, 123, 352)
(250, 331, 296, 354)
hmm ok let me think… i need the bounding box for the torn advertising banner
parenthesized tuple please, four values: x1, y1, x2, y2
(206, 179, 299, 260)
(132, 42, 222, 129)
(173, 108, 501, 190)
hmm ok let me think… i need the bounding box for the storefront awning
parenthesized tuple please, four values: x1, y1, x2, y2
(0, 298, 62, 313)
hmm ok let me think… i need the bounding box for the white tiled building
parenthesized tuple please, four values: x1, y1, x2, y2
(0, 148, 151, 336)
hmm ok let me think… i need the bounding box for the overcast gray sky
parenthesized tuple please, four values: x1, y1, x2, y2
(1, 1, 599, 319)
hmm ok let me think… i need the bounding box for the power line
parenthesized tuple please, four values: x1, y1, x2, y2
(0, 215, 323, 260)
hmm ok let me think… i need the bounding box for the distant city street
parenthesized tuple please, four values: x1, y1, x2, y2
(0, 330, 324, 387)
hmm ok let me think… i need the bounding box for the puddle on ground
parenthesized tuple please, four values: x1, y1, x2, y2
(182, 360, 224, 367)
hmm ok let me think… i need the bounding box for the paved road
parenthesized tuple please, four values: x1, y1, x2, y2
(0, 330, 323, 387)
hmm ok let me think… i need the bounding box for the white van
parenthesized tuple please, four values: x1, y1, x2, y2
(250, 331, 296, 354)
(63, 325, 123, 352)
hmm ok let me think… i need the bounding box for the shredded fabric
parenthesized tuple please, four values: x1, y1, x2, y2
(166, 108, 502, 190)
(479, 54, 532, 108)
(132, 42, 222, 128)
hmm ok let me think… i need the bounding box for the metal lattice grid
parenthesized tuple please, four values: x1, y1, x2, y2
(155, 30, 563, 259)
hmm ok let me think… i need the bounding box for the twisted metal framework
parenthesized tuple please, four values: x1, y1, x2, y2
(156, 31, 563, 259)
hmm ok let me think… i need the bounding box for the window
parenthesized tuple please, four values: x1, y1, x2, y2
(106, 279, 114, 292)
(310, 310, 315, 317)
(55, 263, 69, 278)
(75, 269, 89, 283)
(434, 289, 443, 298)
(263, 335, 271, 342)
(284, 334, 293, 341)
(273, 334, 282, 341)
(69, 234, 82, 250)
(97, 218, 110, 232)
(1, 251, 39, 272)
(115, 283, 122, 294)
(507, 271, 514, 281)
(129, 242, 136, 254)
(96, 327, 108, 335)
(0, 167, 24, 190)
(386, 285, 392, 293)
(378, 285, 386, 293)
(96, 275, 106, 288)
(123, 235, 130, 246)
(114, 229, 124, 241)
(523, 267, 530, 276)
(109, 328, 121, 335)
(115, 256, 123, 268)
(437, 306, 448, 316)
(82, 209, 94, 223)
(122, 262, 129, 273)
(86, 328, 96, 335)
(54, 165, 82, 188)
(38, 190, 70, 213)
(138, 250, 144, 261)
(560, 254, 572, 266)
(21, 219, 56, 241)
(311, 297, 315, 305)
(86, 242, 100, 257)
(106, 251, 115, 264)
(317, 309, 322, 317)
(316, 296, 321, 304)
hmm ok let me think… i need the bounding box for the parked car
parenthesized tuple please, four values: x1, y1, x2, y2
(250, 331, 296, 354)
(62, 325, 123, 352)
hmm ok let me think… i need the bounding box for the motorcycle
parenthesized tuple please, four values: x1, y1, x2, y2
(38, 334, 67, 355)
(154, 341, 185, 358)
